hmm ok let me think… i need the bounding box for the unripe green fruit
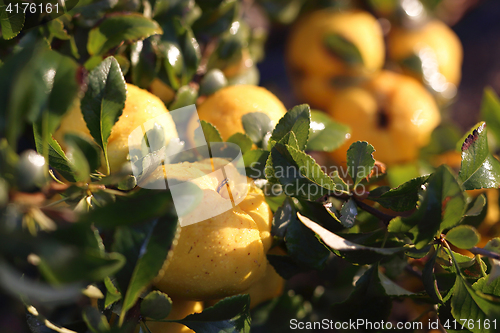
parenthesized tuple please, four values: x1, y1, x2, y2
(199, 69, 228, 96)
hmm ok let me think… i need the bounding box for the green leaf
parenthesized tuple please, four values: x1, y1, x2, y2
(368, 175, 429, 212)
(269, 143, 348, 200)
(141, 291, 172, 320)
(80, 189, 175, 229)
(48, 19, 70, 41)
(480, 87, 500, 146)
(196, 120, 223, 144)
(306, 110, 350, 152)
(331, 265, 392, 323)
(64, 133, 102, 173)
(339, 198, 357, 228)
(33, 123, 77, 182)
(104, 277, 121, 309)
(64, 136, 91, 182)
(81, 56, 126, 174)
(0, 261, 83, 306)
(8, 48, 79, 145)
(243, 149, 269, 179)
(37, 247, 125, 285)
(131, 38, 159, 89)
(422, 246, 443, 303)
(347, 141, 375, 187)
(451, 276, 500, 333)
(199, 69, 227, 96)
(0, 0, 24, 40)
(175, 295, 251, 333)
(169, 85, 198, 110)
(378, 270, 414, 296)
(227, 132, 253, 154)
(324, 33, 364, 66)
(446, 225, 480, 249)
(120, 216, 180, 322)
(459, 122, 500, 190)
(241, 112, 274, 145)
(270, 104, 310, 150)
(299, 213, 403, 258)
(83, 306, 111, 333)
(272, 196, 293, 238)
(87, 13, 163, 56)
(388, 165, 466, 249)
(284, 199, 330, 270)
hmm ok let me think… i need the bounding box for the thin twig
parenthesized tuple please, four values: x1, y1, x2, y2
(353, 198, 395, 226)
(468, 247, 500, 260)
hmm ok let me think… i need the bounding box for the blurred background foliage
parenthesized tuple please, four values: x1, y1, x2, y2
(2, 0, 500, 332)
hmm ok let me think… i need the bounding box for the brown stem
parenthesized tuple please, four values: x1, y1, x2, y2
(468, 247, 500, 260)
(353, 198, 395, 226)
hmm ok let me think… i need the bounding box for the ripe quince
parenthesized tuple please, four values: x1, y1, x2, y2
(286, 10, 385, 109)
(387, 20, 463, 100)
(151, 158, 273, 300)
(187, 85, 287, 141)
(54, 84, 178, 173)
(149, 78, 176, 104)
(328, 71, 441, 165)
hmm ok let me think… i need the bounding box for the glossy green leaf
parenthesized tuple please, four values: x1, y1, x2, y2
(266, 254, 304, 280)
(324, 33, 364, 66)
(368, 175, 429, 212)
(422, 246, 443, 303)
(104, 277, 121, 309)
(169, 85, 198, 110)
(284, 200, 330, 270)
(272, 196, 293, 239)
(64, 134, 102, 173)
(378, 270, 414, 296)
(388, 165, 466, 249)
(227, 132, 253, 154)
(199, 69, 227, 96)
(459, 122, 500, 190)
(83, 306, 110, 333)
(243, 149, 269, 179)
(131, 38, 159, 89)
(37, 247, 125, 285)
(339, 198, 357, 228)
(120, 216, 180, 322)
(176, 295, 251, 333)
(480, 87, 500, 146)
(0, 0, 24, 40)
(48, 19, 70, 41)
(80, 189, 175, 229)
(331, 265, 392, 323)
(270, 104, 310, 150)
(0, 261, 83, 306)
(269, 143, 348, 200)
(141, 290, 172, 320)
(87, 13, 163, 56)
(347, 141, 375, 187)
(306, 110, 350, 152)
(194, 120, 223, 148)
(445, 225, 480, 249)
(81, 56, 126, 174)
(299, 213, 404, 257)
(33, 123, 77, 182)
(451, 276, 500, 333)
(9, 48, 79, 145)
(64, 136, 91, 182)
(241, 112, 274, 145)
